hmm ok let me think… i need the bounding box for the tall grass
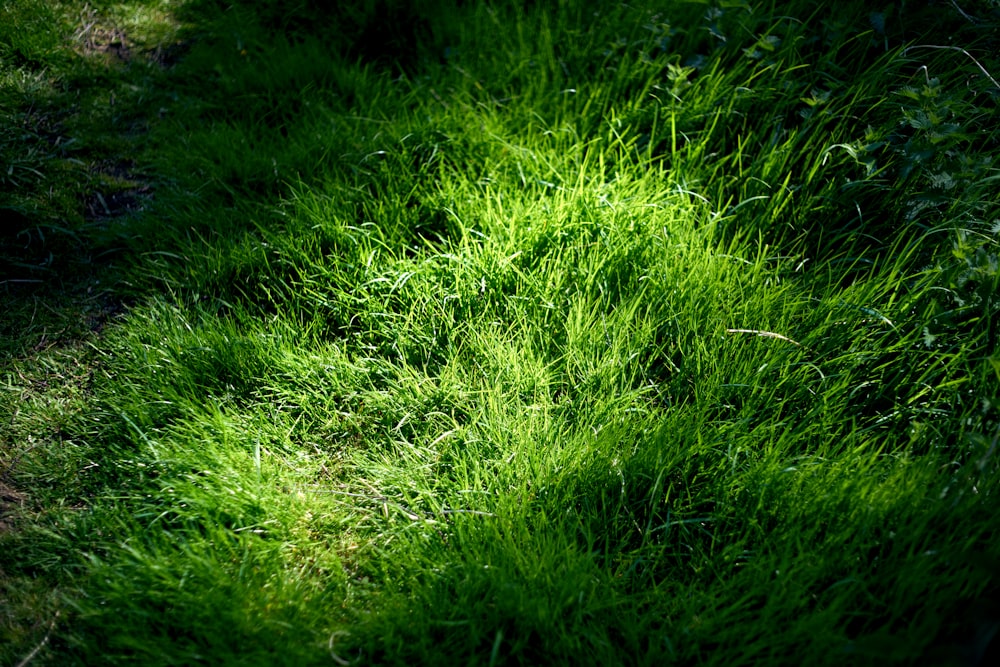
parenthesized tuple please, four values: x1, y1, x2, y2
(2, 0, 998, 664)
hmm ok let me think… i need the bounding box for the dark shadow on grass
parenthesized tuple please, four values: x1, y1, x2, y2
(0, 3, 191, 357)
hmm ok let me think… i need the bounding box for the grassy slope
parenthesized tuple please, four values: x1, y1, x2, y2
(3, 0, 999, 664)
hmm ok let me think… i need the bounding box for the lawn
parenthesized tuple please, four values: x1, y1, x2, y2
(2, 0, 999, 664)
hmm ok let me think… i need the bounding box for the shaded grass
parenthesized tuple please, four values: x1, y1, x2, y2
(3, 0, 1000, 664)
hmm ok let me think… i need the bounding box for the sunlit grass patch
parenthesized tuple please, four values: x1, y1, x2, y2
(2, 0, 999, 664)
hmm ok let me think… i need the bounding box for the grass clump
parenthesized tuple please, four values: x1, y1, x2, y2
(2, 0, 999, 664)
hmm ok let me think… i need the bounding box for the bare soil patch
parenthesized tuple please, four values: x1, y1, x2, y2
(0, 481, 26, 534)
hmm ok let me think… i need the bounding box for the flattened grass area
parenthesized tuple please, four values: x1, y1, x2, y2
(2, 0, 999, 664)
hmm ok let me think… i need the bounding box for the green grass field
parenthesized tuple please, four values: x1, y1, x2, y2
(2, 0, 999, 664)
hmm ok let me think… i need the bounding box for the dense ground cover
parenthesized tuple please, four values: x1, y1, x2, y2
(2, 0, 999, 664)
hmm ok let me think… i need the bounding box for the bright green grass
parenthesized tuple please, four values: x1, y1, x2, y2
(2, 0, 999, 664)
